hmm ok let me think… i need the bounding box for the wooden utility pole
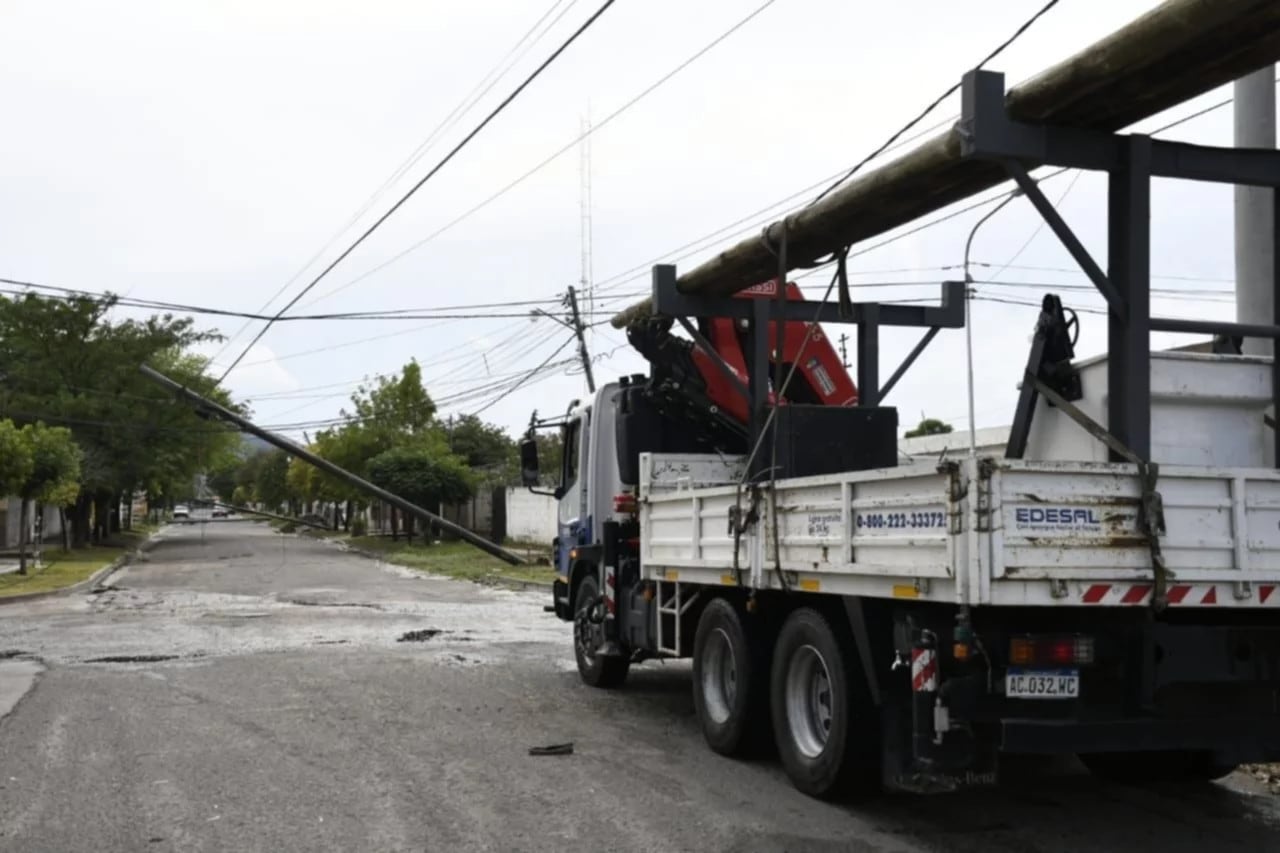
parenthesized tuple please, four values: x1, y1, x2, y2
(567, 285, 596, 393)
(838, 333, 850, 369)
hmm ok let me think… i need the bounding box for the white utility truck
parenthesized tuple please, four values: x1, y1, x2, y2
(520, 9, 1280, 796)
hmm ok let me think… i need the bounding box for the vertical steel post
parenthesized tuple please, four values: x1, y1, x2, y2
(751, 298, 772, 476)
(857, 305, 880, 407)
(1235, 67, 1277, 358)
(1273, 189, 1280, 467)
(1107, 136, 1152, 461)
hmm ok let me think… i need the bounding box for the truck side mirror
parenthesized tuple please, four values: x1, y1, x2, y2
(520, 437, 540, 488)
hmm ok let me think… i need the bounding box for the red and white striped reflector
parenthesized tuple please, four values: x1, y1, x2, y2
(911, 647, 938, 693)
(603, 565, 617, 618)
(1080, 583, 1278, 605)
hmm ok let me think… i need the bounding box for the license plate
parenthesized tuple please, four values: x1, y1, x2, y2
(1005, 668, 1079, 700)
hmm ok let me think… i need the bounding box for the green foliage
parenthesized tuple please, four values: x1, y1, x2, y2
(444, 414, 514, 471)
(904, 417, 955, 438)
(344, 359, 436, 443)
(532, 432, 563, 485)
(0, 292, 238, 539)
(350, 515, 368, 537)
(253, 450, 292, 511)
(367, 446, 474, 510)
(0, 420, 34, 497)
(18, 423, 81, 507)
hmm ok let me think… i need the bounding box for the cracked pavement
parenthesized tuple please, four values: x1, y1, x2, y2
(1, 521, 1278, 852)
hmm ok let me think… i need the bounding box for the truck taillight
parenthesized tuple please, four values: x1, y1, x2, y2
(613, 493, 637, 514)
(1010, 635, 1094, 666)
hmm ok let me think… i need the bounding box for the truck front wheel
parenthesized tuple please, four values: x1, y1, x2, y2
(770, 607, 878, 799)
(573, 574, 629, 688)
(692, 598, 769, 756)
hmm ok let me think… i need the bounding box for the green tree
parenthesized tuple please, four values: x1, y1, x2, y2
(443, 415, 514, 477)
(253, 450, 292, 513)
(904, 417, 955, 438)
(0, 292, 239, 544)
(367, 446, 473, 540)
(15, 423, 81, 572)
(0, 422, 34, 560)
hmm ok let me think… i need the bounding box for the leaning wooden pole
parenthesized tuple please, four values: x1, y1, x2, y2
(139, 364, 526, 566)
(612, 0, 1280, 328)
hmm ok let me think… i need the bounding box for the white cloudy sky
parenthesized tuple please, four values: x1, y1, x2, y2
(0, 0, 1260, 441)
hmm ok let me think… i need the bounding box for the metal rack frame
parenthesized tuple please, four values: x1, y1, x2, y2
(959, 69, 1280, 466)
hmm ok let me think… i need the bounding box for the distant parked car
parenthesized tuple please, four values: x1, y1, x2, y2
(211, 507, 228, 518)
(172, 505, 190, 520)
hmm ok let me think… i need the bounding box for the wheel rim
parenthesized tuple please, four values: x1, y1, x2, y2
(574, 590, 601, 664)
(785, 644, 834, 759)
(700, 627, 738, 725)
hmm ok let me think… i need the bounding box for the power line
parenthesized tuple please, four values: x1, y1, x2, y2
(471, 335, 577, 416)
(217, 0, 622, 381)
(0, 278, 563, 323)
(301, 0, 787, 310)
(209, 0, 581, 363)
(809, 0, 1060, 206)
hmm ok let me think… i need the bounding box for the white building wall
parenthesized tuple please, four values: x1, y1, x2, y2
(505, 488, 557, 543)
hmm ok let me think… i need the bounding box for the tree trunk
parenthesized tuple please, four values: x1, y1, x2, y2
(344, 501, 353, 532)
(93, 491, 112, 543)
(111, 492, 122, 533)
(390, 507, 399, 542)
(72, 493, 92, 548)
(60, 506, 70, 553)
(18, 499, 29, 575)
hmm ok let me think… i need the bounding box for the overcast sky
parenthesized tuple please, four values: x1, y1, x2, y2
(0, 0, 1259, 442)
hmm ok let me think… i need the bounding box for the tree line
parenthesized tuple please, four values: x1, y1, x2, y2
(0, 292, 241, 557)
(209, 359, 561, 538)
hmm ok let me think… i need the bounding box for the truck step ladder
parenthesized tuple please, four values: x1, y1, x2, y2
(655, 580, 700, 656)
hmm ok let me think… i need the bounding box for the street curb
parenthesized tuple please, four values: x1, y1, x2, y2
(0, 533, 163, 606)
(319, 537, 554, 592)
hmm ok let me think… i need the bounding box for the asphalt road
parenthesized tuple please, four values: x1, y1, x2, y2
(1, 522, 1278, 852)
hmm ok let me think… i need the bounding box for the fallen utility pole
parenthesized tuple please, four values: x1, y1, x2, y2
(612, 0, 1280, 327)
(140, 364, 526, 565)
(191, 499, 331, 532)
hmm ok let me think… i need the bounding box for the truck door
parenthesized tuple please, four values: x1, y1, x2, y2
(557, 413, 590, 578)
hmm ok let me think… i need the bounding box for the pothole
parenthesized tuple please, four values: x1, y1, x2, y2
(284, 598, 382, 610)
(84, 654, 180, 664)
(397, 629, 441, 643)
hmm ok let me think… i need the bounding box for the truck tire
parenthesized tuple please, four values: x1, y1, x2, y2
(573, 574, 629, 688)
(1079, 751, 1237, 784)
(770, 607, 878, 799)
(692, 598, 769, 756)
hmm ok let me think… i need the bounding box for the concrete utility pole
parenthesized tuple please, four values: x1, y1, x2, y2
(566, 285, 595, 392)
(1235, 67, 1277, 356)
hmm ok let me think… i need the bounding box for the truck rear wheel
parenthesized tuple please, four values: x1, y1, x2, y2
(573, 574, 629, 688)
(692, 598, 769, 756)
(770, 607, 877, 799)
(1079, 751, 1237, 784)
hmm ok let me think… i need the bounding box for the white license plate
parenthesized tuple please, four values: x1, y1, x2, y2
(1005, 668, 1079, 700)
